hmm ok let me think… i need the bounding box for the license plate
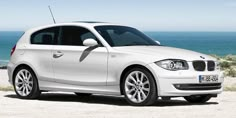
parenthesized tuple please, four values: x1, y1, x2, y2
(199, 75, 218, 83)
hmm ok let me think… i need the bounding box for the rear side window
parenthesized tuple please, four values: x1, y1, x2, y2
(31, 27, 59, 45)
(59, 26, 99, 46)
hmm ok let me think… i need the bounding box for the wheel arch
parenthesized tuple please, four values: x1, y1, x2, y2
(12, 63, 41, 99)
(119, 64, 157, 95)
(12, 63, 38, 83)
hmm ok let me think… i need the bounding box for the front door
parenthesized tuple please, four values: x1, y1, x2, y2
(52, 26, 108, 86)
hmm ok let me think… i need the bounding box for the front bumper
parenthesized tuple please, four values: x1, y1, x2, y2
(146, 63, 224, 97)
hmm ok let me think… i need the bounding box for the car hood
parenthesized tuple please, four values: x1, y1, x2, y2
(113, 46, 216, 61)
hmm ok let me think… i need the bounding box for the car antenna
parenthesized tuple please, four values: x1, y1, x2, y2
(48, 5, 56, 24)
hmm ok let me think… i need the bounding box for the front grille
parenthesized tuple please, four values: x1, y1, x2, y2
(207, 61, 215, 71)
(193, 61, 206, 71)
(174, 83, 222, 90)
(192, 61, 216, 71)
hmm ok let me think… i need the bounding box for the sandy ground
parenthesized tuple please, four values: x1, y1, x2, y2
(224, 76, 236, 87)
(0, 91, 235, 118)
(0, 69, 11, 87)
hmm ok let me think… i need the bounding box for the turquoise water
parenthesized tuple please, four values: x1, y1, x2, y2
(0, 31, 24, 65)
(0, 31, 236, 65)
(145, 32, 236, 56)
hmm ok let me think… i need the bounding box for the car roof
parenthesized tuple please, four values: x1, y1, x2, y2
(26, 21, 125, 33)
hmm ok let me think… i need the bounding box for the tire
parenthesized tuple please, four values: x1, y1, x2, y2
(122, 67, 157, 106)
(13, 66, 41, 99)
(74, 92, 92, 97)
(184, 95, 212, 103)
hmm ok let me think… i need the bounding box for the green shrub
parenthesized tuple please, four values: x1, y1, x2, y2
(220, 61, 231, 69)
(0, 86, 13, 91)
(228, 67, 236, 77)
(224, 86, 236, 91)
(224, 67, 236, 77)
(225, 55, 236, 61)
(232, 62, 236, 66)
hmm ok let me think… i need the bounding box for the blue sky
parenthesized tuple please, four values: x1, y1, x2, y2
(0, 0, 236, 31)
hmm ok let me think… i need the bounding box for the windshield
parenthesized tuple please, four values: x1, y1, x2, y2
(95, 26, 159, 47)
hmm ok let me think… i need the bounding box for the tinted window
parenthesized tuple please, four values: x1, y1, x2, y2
(95, 26, 159, 47)
(59, 26, 99, 46)
(31, 27, 59, 45)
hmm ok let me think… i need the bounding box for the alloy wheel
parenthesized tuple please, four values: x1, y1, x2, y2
(124, 71, 150, 103)
(14, 69, 33, 96)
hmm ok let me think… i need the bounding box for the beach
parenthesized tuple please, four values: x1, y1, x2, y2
(0, 69, 10, 87)
(0, 91, 236, 118)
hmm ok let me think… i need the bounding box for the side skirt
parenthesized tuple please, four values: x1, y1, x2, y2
(38, 80, 121, 96)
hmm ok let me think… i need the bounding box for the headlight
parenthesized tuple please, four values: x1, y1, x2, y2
(155, 59, 189, 71)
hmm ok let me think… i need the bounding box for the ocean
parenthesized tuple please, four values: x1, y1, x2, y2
(0, 31, 24, 66)
(145, 32, 236, 55)
(0, 31, 236, 66)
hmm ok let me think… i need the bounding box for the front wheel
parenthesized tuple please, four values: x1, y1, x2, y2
(13, 67, 41, 99)
(122, 68, 157, 106)
(184, 95, 212, 103)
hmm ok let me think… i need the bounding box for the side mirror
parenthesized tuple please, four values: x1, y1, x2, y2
(83, 38, 98, 47)
(155, 40, 160, 45)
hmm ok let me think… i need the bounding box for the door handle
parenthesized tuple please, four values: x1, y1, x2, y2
(53, 51, 64, 58)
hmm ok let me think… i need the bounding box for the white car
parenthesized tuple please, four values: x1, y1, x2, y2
(7, 22, 224, 106)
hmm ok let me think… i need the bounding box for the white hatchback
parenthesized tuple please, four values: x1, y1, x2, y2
(8, 22, 224, 106)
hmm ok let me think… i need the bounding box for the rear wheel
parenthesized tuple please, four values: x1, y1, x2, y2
(122, 68, 157, 106)
(184, 95, 212, 103)
(13, 67, 41, 99)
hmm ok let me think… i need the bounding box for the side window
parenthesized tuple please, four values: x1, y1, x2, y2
(107, 30, 147, 46)
(31, 27, 59, 45)
(59, 26, 100, 46)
